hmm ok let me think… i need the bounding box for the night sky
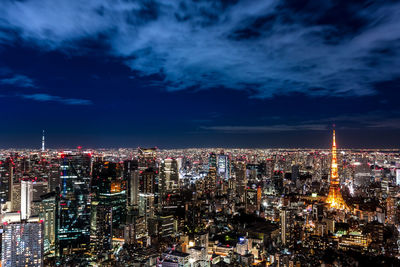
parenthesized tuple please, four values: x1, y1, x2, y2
(0, 0, 400, 149)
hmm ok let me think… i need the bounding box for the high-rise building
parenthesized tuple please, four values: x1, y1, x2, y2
(125, 160, 139, 207)
(39, 191, 59, 257)
(280, 208, 294, 246)
(2, 221, 44, 267)
(57, 153, 91, 259)
(160, 158, 179, 192)
(0, 158, 13, 205)
(91, 161, 126, 241)
(235, 161, 247, 201)
(245, 187, 261, 214)
(48, 159, 60, 192)
(396, 169, 400, 186)
(125, 160, 141, 244)
(21, 180, 33, 220)
(217, 153, 230, 179)
(90, 201, 113, 257)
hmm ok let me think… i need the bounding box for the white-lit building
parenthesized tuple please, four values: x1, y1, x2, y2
(21, 180, 33, 220)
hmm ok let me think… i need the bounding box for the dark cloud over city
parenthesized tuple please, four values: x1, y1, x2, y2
(0, 0, 399, 148)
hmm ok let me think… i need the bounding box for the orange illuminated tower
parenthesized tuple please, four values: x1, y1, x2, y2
(326, 130, 349, 210)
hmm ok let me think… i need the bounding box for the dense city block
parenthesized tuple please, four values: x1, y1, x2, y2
(0, 131, 400, 266)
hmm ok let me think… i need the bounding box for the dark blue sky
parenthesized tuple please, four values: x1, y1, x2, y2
(0, 0, 400, 148)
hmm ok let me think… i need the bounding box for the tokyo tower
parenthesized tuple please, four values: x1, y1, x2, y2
(325, 130, 349, 210)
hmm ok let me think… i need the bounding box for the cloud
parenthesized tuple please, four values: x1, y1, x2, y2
(19, 93, 92, 105)
(0, 74, 35, 88)
(203, 111, 400, 133)
(202, 124, 328, 133)
(1, 0, 400, 97)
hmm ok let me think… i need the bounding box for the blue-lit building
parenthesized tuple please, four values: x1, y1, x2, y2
(57, 153, 91, 260)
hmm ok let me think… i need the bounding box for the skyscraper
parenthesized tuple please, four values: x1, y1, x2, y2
(160, 158, 179, 199)
(2, 221, 44, 267)
(91, 161, 126, 246)
(90, 200, 113, 258)
(57, 153, 91, 259)
(217, 153, 230, 180)
(21, 180, 33, 220)
(325, 130, 349, 210)
(0, 158, 13, 205)
(39, 191, 59, 257)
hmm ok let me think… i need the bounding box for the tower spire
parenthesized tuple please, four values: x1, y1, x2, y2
(326, 129, 348, 210)
(42, 130, 45, 152)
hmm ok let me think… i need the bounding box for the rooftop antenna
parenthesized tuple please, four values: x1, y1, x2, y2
(42, 130, 45, 152)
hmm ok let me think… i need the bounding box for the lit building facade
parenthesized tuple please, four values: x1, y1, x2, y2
(2, 221, 44, 267)
(57, 153, 91, 259)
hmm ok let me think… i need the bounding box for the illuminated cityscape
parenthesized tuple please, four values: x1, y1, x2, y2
(1, 0, 400, 266)
(0, 130, 399, 266)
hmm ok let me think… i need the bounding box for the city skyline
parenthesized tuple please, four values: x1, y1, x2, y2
(1, 1, 400, 148)
(2, 1, 400, 266)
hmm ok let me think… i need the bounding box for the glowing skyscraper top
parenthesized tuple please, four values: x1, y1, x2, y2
(326, 130, 349, 210)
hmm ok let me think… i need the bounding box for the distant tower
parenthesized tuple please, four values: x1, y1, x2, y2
(325, 130, 349, 210)
(42, 130, 45, 152)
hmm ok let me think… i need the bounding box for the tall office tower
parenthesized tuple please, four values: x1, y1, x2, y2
(217, 153, 230, 180)
(91, 161, 126, 238)
(279, 208, 294, 246)
(140, 167, 158, 195)
(160, 158, 179, 193)
(39, 191, 59, 257)
(0, 158, 13, 205)
(139, 193, 155, 233)
(21, 180, 33, 220)
(90, 201, 113, 257)
(48, 159, 60, 192)
(125, 160, 139, 210)
(2, 221, 44, 267)
(205, 166, 217, 195)
(127, 168, 140, 207)
(326, 130, 349, 210)
(235, 161, 247, 201)
(57, 153, 91, 259)
(124, 160, 142, 244)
